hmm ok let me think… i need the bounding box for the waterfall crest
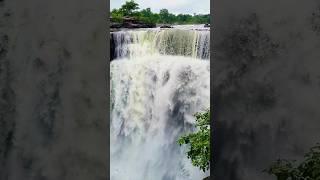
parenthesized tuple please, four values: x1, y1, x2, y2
(111, 29, 210, 60)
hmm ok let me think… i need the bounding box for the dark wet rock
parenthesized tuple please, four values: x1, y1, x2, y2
(110, 34, 115, 61)
(110, 22, 123, 29)
(204, 24, 210, 27)
(123, 22, 155, 28)
(160, 25, 173, 28)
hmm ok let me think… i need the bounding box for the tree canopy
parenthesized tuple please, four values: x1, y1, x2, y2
(110, 0, 210, 25)
(119, 0, 139, 16)
(178, 109, 210, 172)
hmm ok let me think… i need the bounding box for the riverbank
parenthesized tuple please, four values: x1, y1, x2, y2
(110, 16, 156, 30)
(110, 17, 210, 32)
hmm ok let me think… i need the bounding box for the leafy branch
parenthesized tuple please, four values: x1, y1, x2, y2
(178, 109, 210, 172)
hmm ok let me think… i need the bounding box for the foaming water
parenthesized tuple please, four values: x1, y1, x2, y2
(110, 26, 210, 180)
(111, 29, 210, 60)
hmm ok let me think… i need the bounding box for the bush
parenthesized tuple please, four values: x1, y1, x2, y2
(178, 109, 210, 172)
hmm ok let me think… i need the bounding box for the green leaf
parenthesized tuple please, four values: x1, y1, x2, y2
(177, 109, 210, 172)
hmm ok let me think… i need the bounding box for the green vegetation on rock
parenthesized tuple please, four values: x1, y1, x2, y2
(178, 109, 210, 172)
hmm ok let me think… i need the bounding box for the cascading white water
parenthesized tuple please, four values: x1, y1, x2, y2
(111, 28, 210, 60)
(110, 26, 210, 180)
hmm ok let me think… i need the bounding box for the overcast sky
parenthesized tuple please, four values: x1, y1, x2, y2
(110, 0, 210, 15)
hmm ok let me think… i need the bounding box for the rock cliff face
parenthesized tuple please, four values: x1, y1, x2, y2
(110, 34, 115, 61)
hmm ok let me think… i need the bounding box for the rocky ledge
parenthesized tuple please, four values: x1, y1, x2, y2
(159, 25, 173, 28)
(110, 16, 156, 31)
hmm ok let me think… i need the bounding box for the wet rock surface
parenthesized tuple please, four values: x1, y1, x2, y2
(160, 25, 173, 28)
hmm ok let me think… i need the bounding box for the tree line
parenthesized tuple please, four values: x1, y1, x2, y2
(111, 0, 210, 25)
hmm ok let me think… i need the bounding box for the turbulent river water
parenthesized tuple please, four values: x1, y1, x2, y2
(110, 25, 210, 180)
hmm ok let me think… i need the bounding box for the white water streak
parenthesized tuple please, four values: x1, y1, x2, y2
(112, 29, 210, 60)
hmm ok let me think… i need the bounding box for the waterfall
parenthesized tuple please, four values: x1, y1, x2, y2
(111, 29, 210, 60)
(110, 27, 210, 180)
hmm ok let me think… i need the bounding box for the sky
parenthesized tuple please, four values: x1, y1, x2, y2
(110, 0, 210, 15)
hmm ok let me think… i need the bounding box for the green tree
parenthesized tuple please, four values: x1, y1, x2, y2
(178, 109, 210, 172)
(266, 144, 320, 180)
(140, 8, 152, 17)
(111, 8, 124, 22)
(159, 9, 170, 23)
(119, 0, 139, 16)
(177, 14, 193, 24)
(110, 1, 210, 25)
(167, 13, 176, 24)
(138, 8, 158, 24)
